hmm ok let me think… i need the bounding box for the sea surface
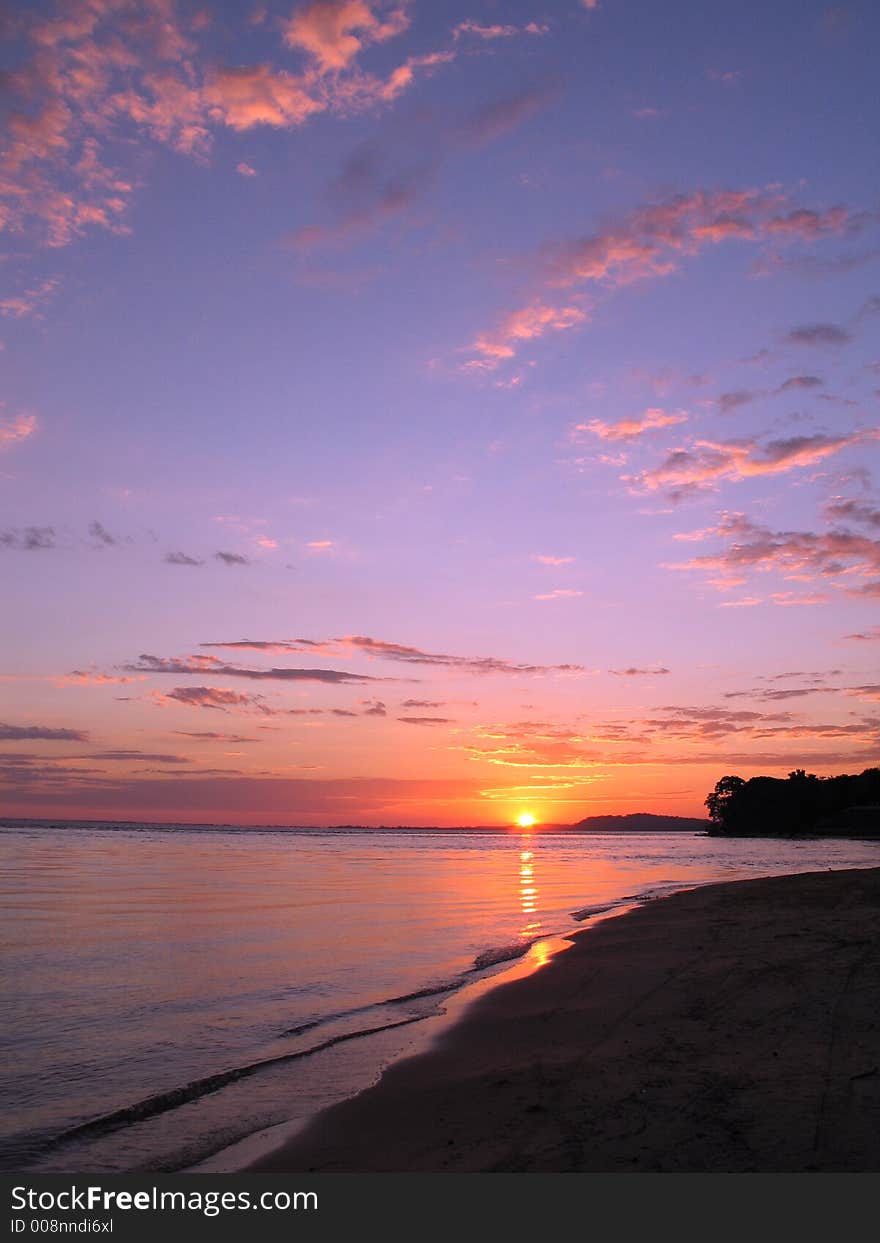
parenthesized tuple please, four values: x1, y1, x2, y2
(2, 819, 878, 1173)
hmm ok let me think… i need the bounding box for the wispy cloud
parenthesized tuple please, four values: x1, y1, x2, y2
(201, 635, 586, 676)
(1, 0, 455, 249)
(1, 525, 55, 550)
(667, 511, 880, 596)
(0, 412, 38, 450)
(576, 408, 687, 441)
(533, 589, 584, 601)
(629, 430, 876, 499)
(128, 653, 386, 684)
(462, 188, 870, 370)
(609, 667, 670, 677)
(0, 721, 88, 742)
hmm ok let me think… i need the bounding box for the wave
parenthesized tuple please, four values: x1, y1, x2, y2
(569, 901, 621, 922)
(26, 1012, 430, 1165)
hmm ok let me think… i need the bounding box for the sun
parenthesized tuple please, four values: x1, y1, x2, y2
(516, 813, 537, 829)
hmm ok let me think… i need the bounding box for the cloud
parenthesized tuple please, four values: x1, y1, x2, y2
(784, 322, 853, 347)
(0, 278, 59, 319)
(58, 669, 144, 686)
(1, 1, 455, 250)
(457, 82, 557, 147)
(0, 413, 38, 450)
(462, 188, 869, 369)
(282, 1, 409, 74)
(88, 520, 116, 546)
(844, 626, 880, 642)
(576, 407, 687, 441)
(201, 635, 587, 676)
(236, 162, 258, 177)
(157, 686, 273, 713)
(202, 64, 323, 132)
(777, 374, 824, 392)
(466, 301, 587, 370)
(533, 589, 584, 601)
(823, 498, 880, 528)
(130, 652, 387, 684)
(289, 151, 430, 251)
(667, 511, 880, 593)
(0, 722, 88, 742)
(361, 698, 387, 716)
(398, 716, 454, 725)
(609, 667, 670, 676)
(1, 525, 56, 550)
(630, 430, 875, 497)
(533, 554, 575, 566)
(717, 390, 757, 414)
(401, 699, 446, 708)
(214, 550, 250, 565)
(164, 551, 203, 566)
(172, 731, 259, 741)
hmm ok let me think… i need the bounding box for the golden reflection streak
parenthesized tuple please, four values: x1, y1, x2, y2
(519, 838, 542, 938)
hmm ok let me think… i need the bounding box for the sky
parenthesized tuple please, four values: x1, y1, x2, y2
(1, 0, 879, 826)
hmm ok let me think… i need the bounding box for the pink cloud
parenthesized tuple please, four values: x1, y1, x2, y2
(666, 512, 880, 594)
(203, 65, 323, 131)
(462, 188, 868, 369)
(282, 1, 410, 74)
(1, 2, 453, 248)
(236, 162, 258, 177)
(629, 430, 875, 496)
(577, 407, 687, 441)
(533, 589, 584, 601)
(0, 278, 60, 319)
(533, 554, 575, 566)
(0, 412, 38, 450)
(466, 301, 587, 370)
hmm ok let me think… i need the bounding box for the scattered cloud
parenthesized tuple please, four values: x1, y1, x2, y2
(533, 554, 575, 566)
(844, 626, 880, 642)
(0, 722, 88, 742)
(1, 525, 55, 550)
(0, 413, 38, 450)
(576, 407, 687, 441)
(609, 667, 670, 677)
(629, 430, 875, 498)
(466, 301, 587, 371)
(784, 322, 852, 347)
(462, 188, 869, 370)
(667, 511, 880, 595)
(164, 551, 203, 566)
(127, 652, 386, 684)
(398, 715, 454, 725)
(201, 635, 587, 676)
(0, 279, 59, 319)
(533, 589, 584, 601)
(214, 550, 250, 565)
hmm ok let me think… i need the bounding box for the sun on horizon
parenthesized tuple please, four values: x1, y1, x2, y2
(516, 813, 537, 829)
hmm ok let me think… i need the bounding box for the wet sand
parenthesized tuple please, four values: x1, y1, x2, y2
(249, 866, 880, 1173)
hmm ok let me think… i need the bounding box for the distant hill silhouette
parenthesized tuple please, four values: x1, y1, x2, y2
(568, 813, 709, 833)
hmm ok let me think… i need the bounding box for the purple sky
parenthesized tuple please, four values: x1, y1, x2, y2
(1, 0, 879, 825)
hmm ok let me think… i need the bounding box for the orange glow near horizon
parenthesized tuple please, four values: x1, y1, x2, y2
(516, 813, 537, 828)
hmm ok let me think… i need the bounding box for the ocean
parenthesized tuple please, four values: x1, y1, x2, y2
(2, 819, 878, 1174)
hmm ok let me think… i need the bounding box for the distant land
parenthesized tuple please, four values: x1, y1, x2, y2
(567, 813, 710, 833)
(0, 813, 711, 833)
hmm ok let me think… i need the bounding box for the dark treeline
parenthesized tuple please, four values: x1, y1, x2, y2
(706, 767, 880, 836)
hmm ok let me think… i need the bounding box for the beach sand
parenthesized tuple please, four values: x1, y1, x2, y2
(249, 866, 880, 1173)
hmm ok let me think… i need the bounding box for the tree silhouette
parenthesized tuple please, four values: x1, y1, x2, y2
(705, 767, 880, 836)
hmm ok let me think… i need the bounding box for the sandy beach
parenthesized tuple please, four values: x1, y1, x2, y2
(249, 866, 880, 1173)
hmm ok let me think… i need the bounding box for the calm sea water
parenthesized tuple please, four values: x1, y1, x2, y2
(2, 820, 878, 1173)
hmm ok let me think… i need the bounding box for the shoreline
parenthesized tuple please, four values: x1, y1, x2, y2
(247, 866, 880, 1173)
